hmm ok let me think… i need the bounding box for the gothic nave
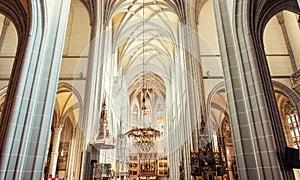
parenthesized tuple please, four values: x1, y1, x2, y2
(0, 0, 300, 180)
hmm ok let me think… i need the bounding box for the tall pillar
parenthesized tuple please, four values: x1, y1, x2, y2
(48, 126, 63, 177)
(213, 0, 293, 179)
(80, 1, 104, 178)
(181, 2, 207, 178)
(0, 0, 71, 179)
(67, 128, 76, 180)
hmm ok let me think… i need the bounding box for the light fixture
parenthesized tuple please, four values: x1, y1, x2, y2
(126, 0, 161, 152)
(125, 127, 161, 152)
(92, 97, 115, 149)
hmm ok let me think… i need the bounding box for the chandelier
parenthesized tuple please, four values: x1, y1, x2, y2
(126, 127, 161, 152)
(126, 88, 161, 152)
(126, 0, 161, 152)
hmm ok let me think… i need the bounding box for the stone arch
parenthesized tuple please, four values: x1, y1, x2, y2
(206, 82, 227, 126)
(0, 0, 30, 152)
(0, 86, 7, 98)
(57, 82, 83, 105)
(79, 0, 94, 26)
(0, 1, 28, 38)
(251, 1, 300, 96)
(247, 0, 300, 119)
(0, 86, 7, 119)
(273, 81, 300, 179)
(206, 82, 238, 179)
(273, 81, 300, 116)
(1, 1, 75, 178)
(54, 82, 83, 128)
(252, 3, 300, 178)
(0, 86, 7, 105)
(254, 0, 300, 38)
(206, 81, 300, 127)
(45, 83, 83, 179)
(227, 1, 300, 178)
(206, 80, 300, 179)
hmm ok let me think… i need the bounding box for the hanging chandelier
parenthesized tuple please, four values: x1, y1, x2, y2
(126, 0, 161, 152)
(126, 88, 162, 152)
(125, 127, 161, 152)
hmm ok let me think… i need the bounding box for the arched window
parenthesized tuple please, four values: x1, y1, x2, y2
(284, 100, 300, 149)
(143, 105, 151, 124)
(157, 104, 164, 131)
(132, 104, 138, 127)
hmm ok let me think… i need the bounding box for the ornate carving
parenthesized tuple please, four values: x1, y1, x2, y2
(92, 163, 102, 180)
(284, 100, 295, 115)
(92, 98, 115, 149)
(290, 70, 300, 95)
(95, 98, 110, 140)
(222, 120, 232, 141)
(128, 153, 168, 178)
(291, 69, 300, 87)
(57, 142, 69, 170)
(179, 161, 185, 180)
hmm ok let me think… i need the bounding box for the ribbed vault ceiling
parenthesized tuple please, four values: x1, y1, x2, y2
(210, 89, 228, 127)
(109, 0, 181, 100)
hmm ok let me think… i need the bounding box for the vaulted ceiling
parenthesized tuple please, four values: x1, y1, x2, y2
(109, 0, 181, 101)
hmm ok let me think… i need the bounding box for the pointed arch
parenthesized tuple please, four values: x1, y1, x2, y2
(0, 86, 7, 98)
(0, 0, 30, 153)
(54, 82, 83, 127)
(206, 82, 228, 127)
(227, 1, 300, 178)
(57, 82, 83, 106)
(273, 81, 300, 124)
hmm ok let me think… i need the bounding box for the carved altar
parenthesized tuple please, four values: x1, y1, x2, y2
(128, 153, 169, 180)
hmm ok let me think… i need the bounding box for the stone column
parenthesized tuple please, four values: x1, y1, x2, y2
(66, 128, 76, 180)
(79, 1, 112, 177)
(181, 2, 207, 177)
(276, 12, 297, 72)
(0, 17, 10, 52)
(0, 0, 71, 179)
(48, 126, 63, 177)
(213, 0, 293, 179)
(78, 1, 100, 179)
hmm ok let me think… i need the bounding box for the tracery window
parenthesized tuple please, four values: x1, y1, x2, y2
(143, 105, 151, 124)
(132, 104, 138, 127)
(285, 100, 300, 149)
(156, 104, 164, 131)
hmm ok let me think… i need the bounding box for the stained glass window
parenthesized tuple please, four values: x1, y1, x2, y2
(143, 105, 151, 123)
(157, 104, 164, 130)
(132, 104, 138, 127)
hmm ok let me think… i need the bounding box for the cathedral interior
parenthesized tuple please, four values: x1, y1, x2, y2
(0, 0, 300, 180)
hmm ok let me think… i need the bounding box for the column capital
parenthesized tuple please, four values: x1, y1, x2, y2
(54, 124, 63, 131)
